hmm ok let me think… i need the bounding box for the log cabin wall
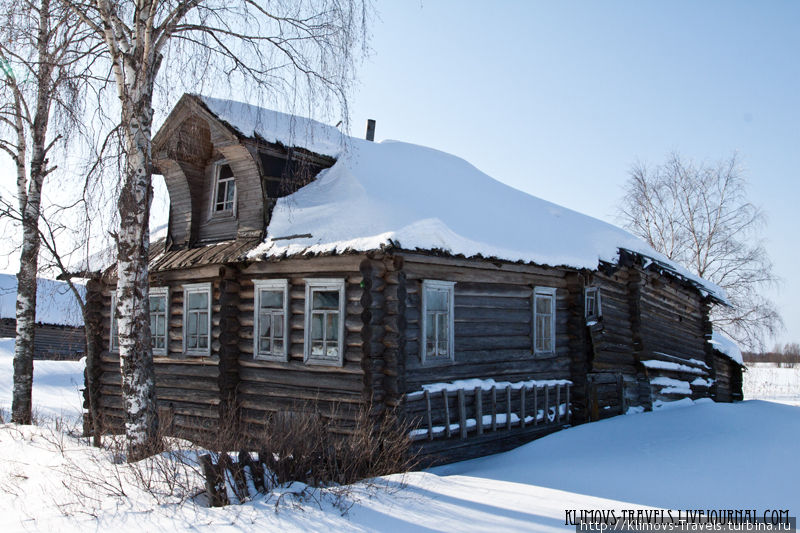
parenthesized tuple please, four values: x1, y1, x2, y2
(400, 254, 572, 390)
(587, 269, 648, 419)
(711, 354, 744, 402)
(237, 254, 376, 438)
(397, 253, 576, 462)
(95, 268, 229, 442)
(712, 353, 733, 403)
(637, 269, 715, 404)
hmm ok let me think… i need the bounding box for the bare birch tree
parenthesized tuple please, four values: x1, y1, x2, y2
(619, 153, 782, 350)
(62, 0, 369, 460)
(0, 0, 99, 424)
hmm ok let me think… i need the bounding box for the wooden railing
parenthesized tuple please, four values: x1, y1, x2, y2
(405, 381, 571, 441)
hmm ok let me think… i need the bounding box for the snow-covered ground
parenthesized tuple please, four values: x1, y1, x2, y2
(1, 339, 798, 532)
(744, 362, 800, 406)
(0, 338, 84, 420)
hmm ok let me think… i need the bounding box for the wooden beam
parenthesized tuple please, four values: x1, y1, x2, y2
(475, 387, 483, 435)
(458, 389, 467, 440)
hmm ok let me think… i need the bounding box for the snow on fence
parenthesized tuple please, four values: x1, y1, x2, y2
(405, 380, 571, 442)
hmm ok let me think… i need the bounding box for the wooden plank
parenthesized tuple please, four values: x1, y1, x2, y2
(533, 386, 538, 426)
(399, 251, 569, 278)
(544, 385, 550, 424)
(442, 389, 451, 438)
(491, 386, 497, 432)
(505, 386, 512, 430)
(566, 384, 571, 424)
(556, 384, 561, 424)
(475, 387, 483, 435)
(458, 389, 467, 440)
(424, 390, 433, 441)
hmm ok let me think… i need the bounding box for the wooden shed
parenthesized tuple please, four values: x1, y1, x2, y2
(85, 94, 742, 464)
(0, 274, 85, 360)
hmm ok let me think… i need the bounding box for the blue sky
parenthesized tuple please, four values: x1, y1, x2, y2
(0, 1, 795, 348)
(344, 0, 799, 347)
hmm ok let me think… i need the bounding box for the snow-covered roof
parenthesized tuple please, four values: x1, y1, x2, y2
(709, 331, 744, 366)
(199, 96, 726, 302)
(0, 274, 84, 327)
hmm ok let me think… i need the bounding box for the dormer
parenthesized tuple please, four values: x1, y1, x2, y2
(152, 94, 336, 249)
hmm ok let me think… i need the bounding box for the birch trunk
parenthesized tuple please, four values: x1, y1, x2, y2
(11, 168, 41, 425)
(115, 86, 159, 460)
(11, 0, 51, 425)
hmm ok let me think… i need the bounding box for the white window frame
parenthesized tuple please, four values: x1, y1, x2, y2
(533, 286, 557, 355)
(421, 280, 456, 364)
(303, 278, 345, 366)
(183, 282, 212, 356)
(150, 287, 169, 356)
(109, 293, 119, 352)
(253, 279, 289, 362)
(584, 286, 602, 319)
(210, 160, 237, 218)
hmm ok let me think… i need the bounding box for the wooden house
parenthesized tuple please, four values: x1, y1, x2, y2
(84, 94, 743, 464)
(1, 274, 85, 360)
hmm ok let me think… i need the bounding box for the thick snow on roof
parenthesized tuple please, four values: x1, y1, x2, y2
(200, 96, 725, 301)
(709, 331, 744, 366)
(0, 274, 83, 327)
(200, 96, 343, 158)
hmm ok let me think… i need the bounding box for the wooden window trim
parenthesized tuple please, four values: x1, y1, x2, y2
(303, 278, 345, 367)
(253, 279, 289, 362)
(109, 293, 118, 353)
(150, 287, 169, 356)
(533, 286, 556, 355)
(421, 280, 456, 365)
(183, 282, 212, 357)
(209, 160, 237, 219)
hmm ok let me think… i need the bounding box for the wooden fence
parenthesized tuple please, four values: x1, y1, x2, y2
(405, 382, 571, 442)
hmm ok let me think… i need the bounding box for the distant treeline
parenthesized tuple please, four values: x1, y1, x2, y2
(744, 342, 800, 365)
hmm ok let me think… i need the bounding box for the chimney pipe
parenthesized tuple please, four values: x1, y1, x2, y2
(365, 119, 376, 142)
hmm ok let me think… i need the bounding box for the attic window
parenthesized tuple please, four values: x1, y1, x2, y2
(212, 161, 236, 215)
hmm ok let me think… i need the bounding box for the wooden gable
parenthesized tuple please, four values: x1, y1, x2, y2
(152, 94, 334, 250)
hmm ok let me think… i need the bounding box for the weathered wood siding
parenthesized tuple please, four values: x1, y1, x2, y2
(712, 353, 743, 402)
(398, 253, 575, 462)
(637, 270, 715, 404)
(639, 270, 709, 363)
(589, 269, 646, 417)
(400, 254, 572, 393)
(236, 255, 373, 436)
(96, 270, 229, 441)
(0, 318, 85, 360)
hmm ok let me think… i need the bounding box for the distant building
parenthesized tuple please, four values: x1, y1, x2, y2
(0, 274, 85, 360)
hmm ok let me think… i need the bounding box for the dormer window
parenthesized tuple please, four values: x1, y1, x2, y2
(212, 161, 236, 215)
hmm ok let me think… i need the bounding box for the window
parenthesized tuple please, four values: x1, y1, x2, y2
(110, 294, 119, 352)
(421, 280, 455, 363)
(584, 287, 601, 319)
(111, 290, 168, 354)
(533, 287, 556, 354)
(150, 287, 168, 355)
(183, 283, 211, 355)
(304, 279, 345, 366)
(254, 279, 289, 361)
(211, 161, 236, 215)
